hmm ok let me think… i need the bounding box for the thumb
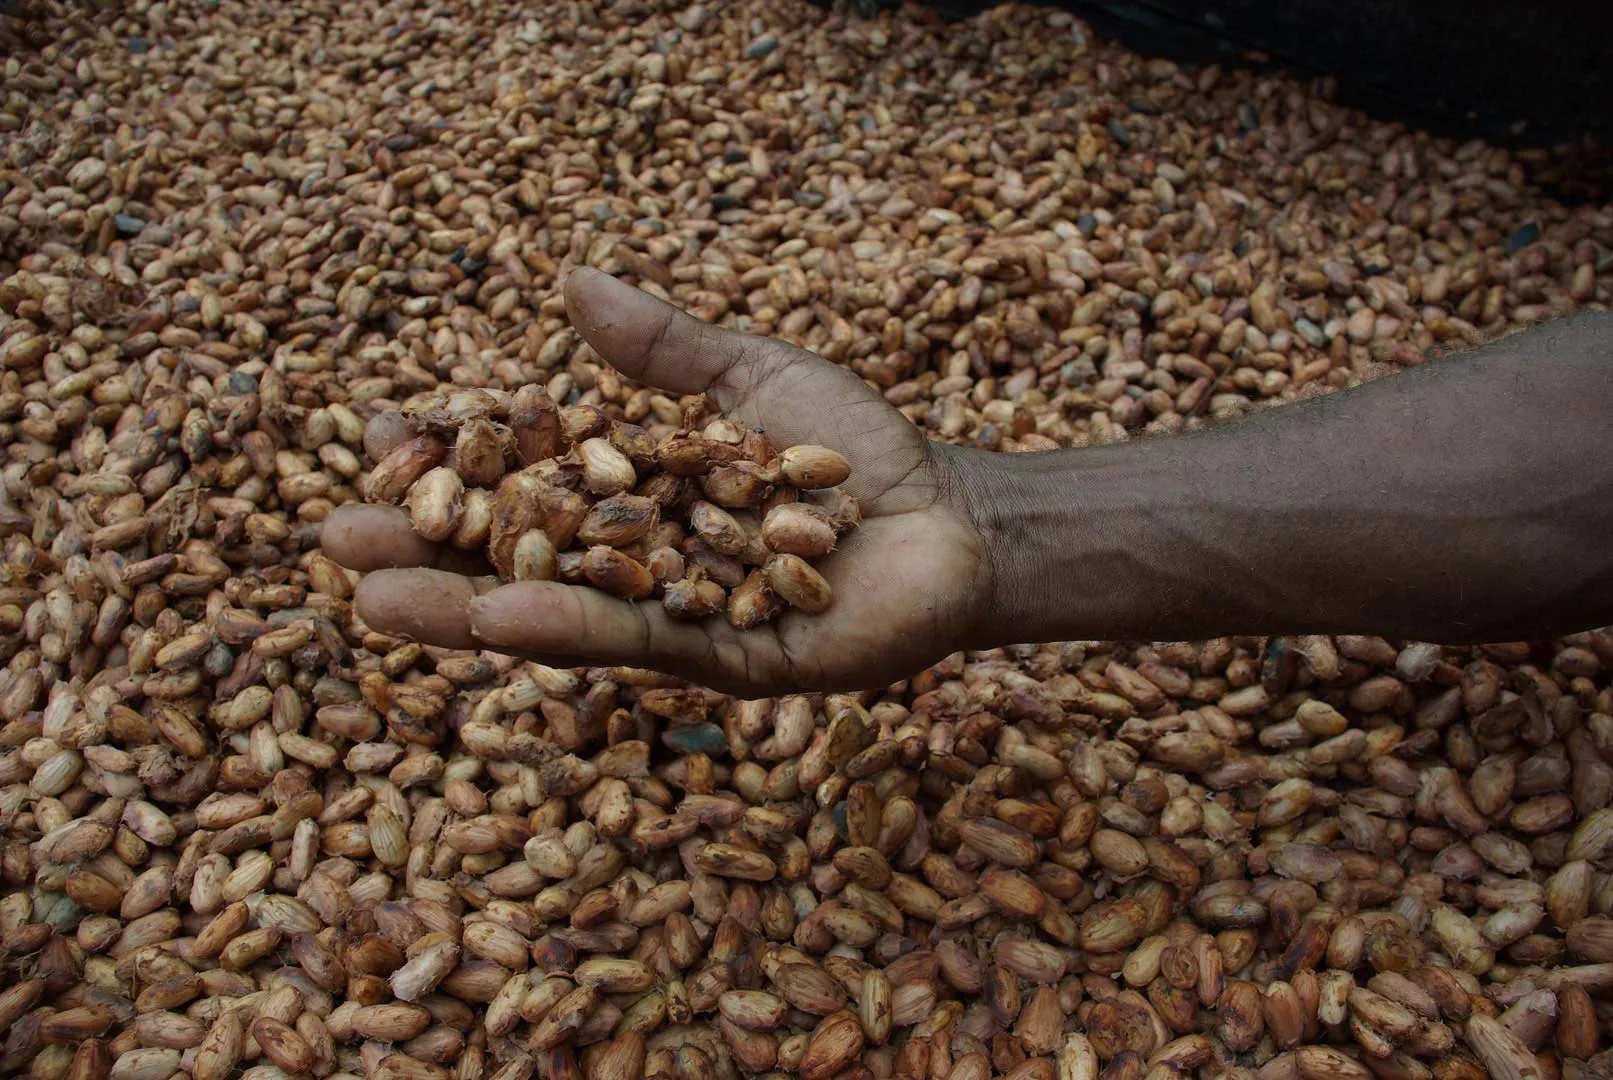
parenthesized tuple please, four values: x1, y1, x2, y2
(564, 267, 769, 409)
(565, 269, 932, 504)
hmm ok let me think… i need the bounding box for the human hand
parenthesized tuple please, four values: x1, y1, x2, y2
(321, 268, 997, 696)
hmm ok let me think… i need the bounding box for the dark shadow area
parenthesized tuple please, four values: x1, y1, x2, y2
(816, 0, 1613, 199)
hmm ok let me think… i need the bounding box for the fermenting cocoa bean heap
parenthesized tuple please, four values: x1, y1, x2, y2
(0, 2, 1608, 1080)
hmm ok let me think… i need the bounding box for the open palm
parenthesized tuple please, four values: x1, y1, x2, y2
(321, 268, 995, 696)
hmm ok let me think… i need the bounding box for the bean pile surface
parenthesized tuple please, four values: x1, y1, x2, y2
(1, 3, 1611, 1080)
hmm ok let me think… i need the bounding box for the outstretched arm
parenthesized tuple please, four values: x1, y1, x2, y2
(323, 271, 1613, 695)
(955, 310, 1613, 646)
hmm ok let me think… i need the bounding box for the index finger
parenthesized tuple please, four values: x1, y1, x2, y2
(363, 409, 415, 464)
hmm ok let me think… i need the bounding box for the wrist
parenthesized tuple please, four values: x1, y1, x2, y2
(936, 442, 1146, 649)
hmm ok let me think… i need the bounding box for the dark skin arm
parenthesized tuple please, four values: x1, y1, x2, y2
(322, 269, 1613, 695)
(959, 309, 1613, 647)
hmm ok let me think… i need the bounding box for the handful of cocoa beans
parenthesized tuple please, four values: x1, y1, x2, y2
(363, 386, 859, 628)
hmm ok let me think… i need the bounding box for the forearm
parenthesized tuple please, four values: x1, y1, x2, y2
(950, 312, 1613, 646)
